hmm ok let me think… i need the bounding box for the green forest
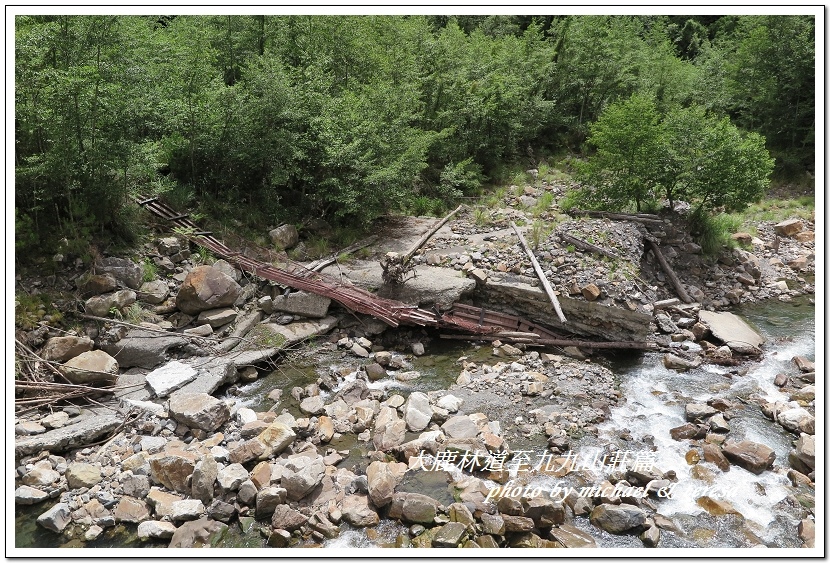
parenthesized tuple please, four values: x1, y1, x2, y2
(15, 14, 815, 259)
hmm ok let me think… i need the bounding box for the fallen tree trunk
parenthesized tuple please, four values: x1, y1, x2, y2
(567, 208, 665, 226)
(558, 232, 622, 261)
(645, 237, 693, 304)
(511, 221, 567, 324)
(306, 236, 377, 272)
(440, 333, 656, 350)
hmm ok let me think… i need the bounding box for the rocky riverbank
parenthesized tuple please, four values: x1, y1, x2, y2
(13, 189, 817, 550)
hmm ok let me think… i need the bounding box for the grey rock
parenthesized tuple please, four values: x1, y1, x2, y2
(589, 504, 647, 534)
(41, 336, 94, 363)
(271, 290, 331, 318)
(196, 307, 237, 328)
(171, 499, 206, 522)
(168, 518, 228, 548)
(22, 460, 60, 487)
(175, 266, 242, 315)
(96, 256, 143, 289)
(15, 485, 49, 505)
(722, 440, 776, 474)
(62, 350, 119, 385)
(168, 393, 230, 432)
(698, 310, 765, 352)
(15, 413, 122, 457)
(269, 224, 299, 250)
(404, 392, 432, 432)
(432, 522, 468, 548)
(146, 360, 198, 398)
(137, 520, 177, 540)
(341, 494, 379, 527)
(36, 502, 71, 533)
(685, 403, 718, 422)
(270, 504, 308, 531)
(366, 461, 398, 508)
(217, 463, 249, 492)
(442, 416, 480, 439)
(549, 522, 597, 548)
(100, 329, 187, 369)
(191, 454, 218, 505)
(121, 473, 151, 498)
(255, 487, 287, 519)
(282, 455, 325, 500)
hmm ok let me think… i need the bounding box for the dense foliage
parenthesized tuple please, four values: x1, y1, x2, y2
(14, 14, 815, 257)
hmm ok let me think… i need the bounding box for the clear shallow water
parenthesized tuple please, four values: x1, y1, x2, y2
(16, 298, 815, 550)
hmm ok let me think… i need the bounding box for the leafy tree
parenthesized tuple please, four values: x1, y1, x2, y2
(574, 94, 664, 211)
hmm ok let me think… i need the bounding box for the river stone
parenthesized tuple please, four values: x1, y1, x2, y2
(282, 455, 326, 500)
(41, 411, 70, 429)
(42, 336, 94, 362)
(480, 513, 505, 535)
(589, 504, 647, 534)
(121, 473, 151, 498)
(404, 392, 432, 432)
(503, 514, 536, 532)
(62, 350, 119, 384)
(299, 395, 325, 416)
(777, 407, 814, 434)
(271, 290, 331, 318)
(640, 524, 660, 547)
(137, 520, 177, 540)
(708, 413, 730, 433)
(373, 418, 407, 451)
(37, 503, 71, 533)
(257, 421, 297, 458)
(522, 496, 566, 527)
(168, 393, 230, 432)
(217, 463, 249, 492)
(255, 487, 287, 519)
(62, 461, 101, 490)
(663, 353, 700, 371)
(795, 434, 815, 470)
(442, 415, 480, 439)
(271, 504, 308, 531)
(22, 460, 60, 487)
(437, 394, 463, 413)
(549, 522, 598, 548)
(145, 361, 198, 397)
(366, 461, 397, 508)
(191, 454, 218, 505)
(172, 499, 206, 522)
(432, 522, 468, 548)
(96, 256, 142, 289)
(196, 307, 238, 328)
(365, 362, 387, 381)
(685, 403, 718, 422)
(722, 440, 776, 474)
(149, 449, 199, 494)
(237, 480, 258, 507)
(101, 328, 188, 370)
(15, 421, 45, 436)
(147, 489, 184, 519)
(175, 265, 242, 315)
(698, 311, 765, 352)
(168, 518, 228, 548)
(697, 496, 741, 516)
(16, 412, 122, 457)
(114, 496, 151, 523)
(790, 385, 815, 403)
(508, 532, 548, 548)
(397, 492, 440, 525)
(15, 485, 49, 505)
(702, 444, 730, 472)
(341, 494, 380, 527)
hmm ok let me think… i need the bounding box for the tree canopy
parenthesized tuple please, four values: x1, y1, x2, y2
(14, 14, 815, 258)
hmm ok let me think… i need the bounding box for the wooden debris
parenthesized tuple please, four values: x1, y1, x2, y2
(558, 232, 622, 261)
(440, 333, 655, 350)
(567, 208, 665, 226)
(511, 221, 567, 324)
(382, 205, 462, 284)
(306, 236, 377, 272)
(645, 237, 693, 304)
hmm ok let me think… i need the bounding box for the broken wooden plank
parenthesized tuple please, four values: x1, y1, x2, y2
(510, 221, 567, 324)
(653, 298, 681, 309)
(645, 238, 693, 304)
(558, 232, 622, 261)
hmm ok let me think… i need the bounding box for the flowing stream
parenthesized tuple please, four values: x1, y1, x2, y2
(15, 298, 815, 550)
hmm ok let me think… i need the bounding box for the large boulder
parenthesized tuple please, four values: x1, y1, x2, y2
(168, 393, 230, 433)
(698, 311, 765, 353)
(271, 291, 331, 318)
(149, 448, 200, 494)
(281, 455, 326, 501)
(404, 392, 432, 432)
(269, 224, 299, 250)
(62, 350, 119, 384)
(175, 266, 242, 315)
(36, 503, 71, 533)
(256, 421, 297, 458)
(774, 218, 803, 237)
(41, 336, 94, 363)
(77, 273, 118, 297)
(722, 440, 776, 474)
(366, 461, 401, 508)
(589, 504, 647, 534)
(101, 328, 188, 370)
(341, 494, 380, 527)
(168, 518, 228, 548)
(96, 257, 143, 289)
(65, 462, 102, 489)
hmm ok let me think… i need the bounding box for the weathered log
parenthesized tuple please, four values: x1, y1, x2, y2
(645, 238, 693, 304)
(306, 236, 377, 272)
(440, 333, 655, 350)
(558, 232, 622, 261)
(567, 208, 665, 226)
(511, 221, 567, 324)
(402, 205, 463, 266)
(653, 298, 681, 309)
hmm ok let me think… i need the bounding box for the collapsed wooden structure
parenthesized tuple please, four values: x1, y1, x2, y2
(137, 195, 654, 351)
